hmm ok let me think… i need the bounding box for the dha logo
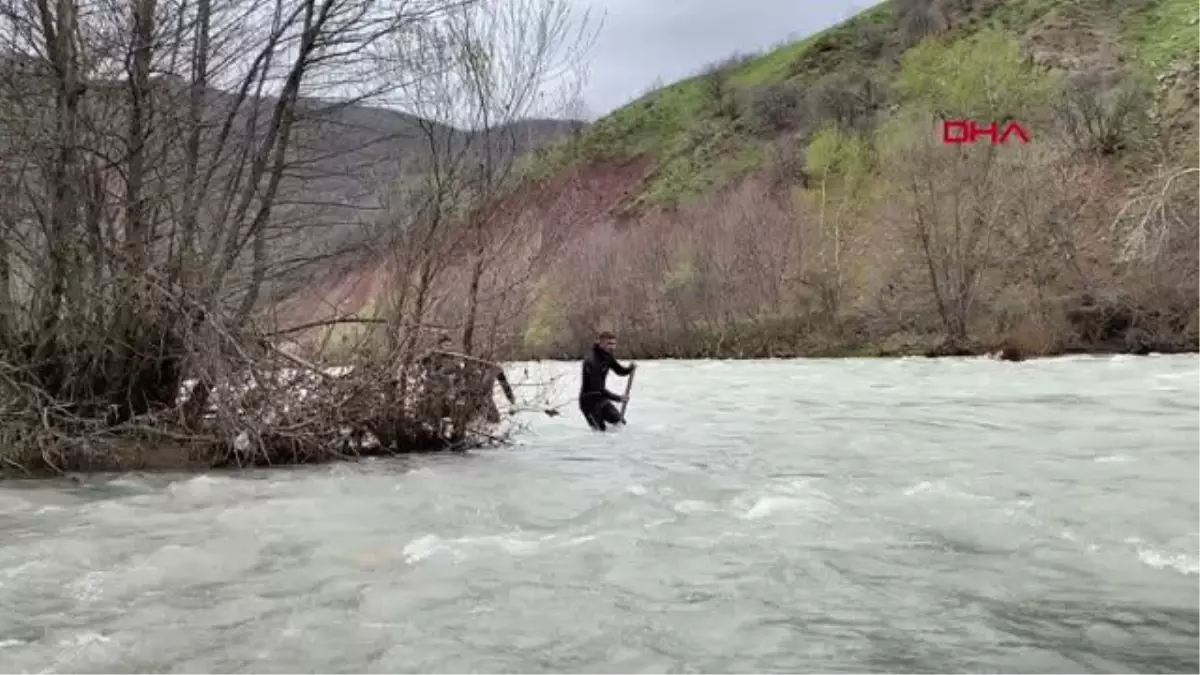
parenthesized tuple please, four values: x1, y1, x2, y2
(942, 119, 1031, 145)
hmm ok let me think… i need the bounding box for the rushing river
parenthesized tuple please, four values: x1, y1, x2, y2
(1, 355, 1197, 673)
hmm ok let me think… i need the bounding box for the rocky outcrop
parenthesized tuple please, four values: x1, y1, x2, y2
(1149, 58, 1200, 150)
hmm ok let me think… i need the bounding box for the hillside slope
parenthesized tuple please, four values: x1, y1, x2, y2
(505, 0, 1199, 358)
(531, 0, 1198, 213)
(295, 0, 1199, 360)
(245, 95, 583, 306)
(267, 103, 584, 331)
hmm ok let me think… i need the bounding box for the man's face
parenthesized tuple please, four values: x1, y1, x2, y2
(599, 337, 617, 352)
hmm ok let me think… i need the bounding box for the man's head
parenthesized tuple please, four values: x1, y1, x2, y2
(437, 334, 453, 349)
(596, 330, 617, 353)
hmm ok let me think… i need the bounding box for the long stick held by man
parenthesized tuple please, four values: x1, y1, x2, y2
(578, 330, 636, 431)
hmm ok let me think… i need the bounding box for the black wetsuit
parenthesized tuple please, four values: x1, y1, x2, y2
(579, 343, 633, 431)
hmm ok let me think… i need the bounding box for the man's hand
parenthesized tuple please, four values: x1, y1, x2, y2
(619, 394, 630, 403)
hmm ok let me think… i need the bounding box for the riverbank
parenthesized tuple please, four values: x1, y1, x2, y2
(0, 360, 511, 480)
(0, 422, 511, 480)
(0, 431, 508, 481)
(514, 318, 1199, 362)
(0, 430, 508, 481)
(518, 291, 1199, 362)
(520, 341, 1199, 363)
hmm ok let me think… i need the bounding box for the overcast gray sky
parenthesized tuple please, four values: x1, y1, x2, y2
(574, 0, 876, 117)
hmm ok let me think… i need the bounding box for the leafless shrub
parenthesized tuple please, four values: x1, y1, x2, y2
(766, 135, 809, 188)
(805, 69, 886, 133)
(853, 18, 892, 59)
(979, 286, 1071, 358)
(879, 113, 1071, 347)
(711, 52, 759, 72)
(527, 180, 829, 357)
(746, 81, 804, 134)
(1055, 69, 1149, 156)
(896, 0, 946, 47)
(373, 0, 597, 361)
(1110, 166, 1199, 268)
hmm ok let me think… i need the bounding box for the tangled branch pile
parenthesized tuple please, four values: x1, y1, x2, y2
(0, 293, 512, 475)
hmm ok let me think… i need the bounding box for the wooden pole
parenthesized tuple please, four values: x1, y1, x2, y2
(618, 367, 635, 422)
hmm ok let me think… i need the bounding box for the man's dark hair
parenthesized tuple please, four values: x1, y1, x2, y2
(597, 330, 616, 341)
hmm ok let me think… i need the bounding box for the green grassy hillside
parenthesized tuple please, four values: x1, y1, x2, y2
(528, 0, 1198, 213)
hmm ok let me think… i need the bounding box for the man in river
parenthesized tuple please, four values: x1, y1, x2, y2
(579, 330, 636, 431)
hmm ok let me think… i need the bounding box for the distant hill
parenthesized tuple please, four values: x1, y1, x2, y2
(263, 98, 584, 304)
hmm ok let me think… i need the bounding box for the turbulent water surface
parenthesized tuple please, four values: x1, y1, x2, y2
(1, 355, 1198, 673)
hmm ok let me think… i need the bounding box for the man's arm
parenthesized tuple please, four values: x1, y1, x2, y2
(606, 352, 634, 377)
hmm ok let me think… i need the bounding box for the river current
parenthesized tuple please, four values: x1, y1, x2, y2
(1, 355, 1197, 673)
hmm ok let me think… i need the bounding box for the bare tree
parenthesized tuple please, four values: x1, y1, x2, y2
(379, 0, 597, 357)
(1111, 166, 1199, 266)
(0, 0, 503, 473)
(879, 113, 1041, 346)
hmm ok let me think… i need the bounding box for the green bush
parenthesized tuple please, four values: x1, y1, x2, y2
(897, 29, 1058, 122)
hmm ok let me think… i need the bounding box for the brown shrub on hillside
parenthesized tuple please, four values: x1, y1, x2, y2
(746, 81, 806, 135)
(896, 0, 948, 47)
(504, 136, 1196, 360)
(522, 180, 859, 357)
(805, 69, 888, 133)
(1055, 68, 1151, 156)
(765, 135, 810, 189)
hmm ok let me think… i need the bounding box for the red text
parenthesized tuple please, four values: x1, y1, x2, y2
(942, 119, 1031, 145)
